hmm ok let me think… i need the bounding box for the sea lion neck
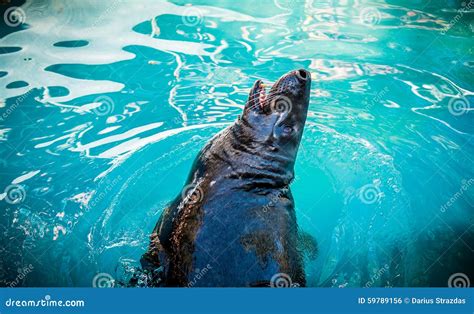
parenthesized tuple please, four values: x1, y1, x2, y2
(212, 122, 296, 190)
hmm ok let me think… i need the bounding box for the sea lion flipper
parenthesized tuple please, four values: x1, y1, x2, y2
(136, 204, 178, 286)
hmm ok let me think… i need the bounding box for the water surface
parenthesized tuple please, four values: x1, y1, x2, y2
(1, 0, 473, 287)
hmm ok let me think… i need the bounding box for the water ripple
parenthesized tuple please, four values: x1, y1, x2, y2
(1, 0, 473, 287)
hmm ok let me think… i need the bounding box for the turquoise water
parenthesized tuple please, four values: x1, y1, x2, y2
(1, 0, 473, 287)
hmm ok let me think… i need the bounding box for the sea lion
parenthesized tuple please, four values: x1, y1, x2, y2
(139, 69, 312, 287)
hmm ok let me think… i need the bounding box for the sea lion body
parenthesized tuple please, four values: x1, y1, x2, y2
(140, 69, 311, 287)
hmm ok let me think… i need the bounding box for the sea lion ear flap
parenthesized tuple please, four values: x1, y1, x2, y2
(243, 79, 263, 116)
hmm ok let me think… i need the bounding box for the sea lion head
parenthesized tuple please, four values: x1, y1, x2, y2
(235, 69, 311, 181)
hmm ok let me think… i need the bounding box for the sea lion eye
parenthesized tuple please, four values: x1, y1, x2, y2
(283, 126, 293, 135)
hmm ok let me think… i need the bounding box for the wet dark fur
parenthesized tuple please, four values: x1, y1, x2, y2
(140, 69, 312, 287)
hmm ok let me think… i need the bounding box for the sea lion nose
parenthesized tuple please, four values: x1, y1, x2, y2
(295, 69, 309, 81)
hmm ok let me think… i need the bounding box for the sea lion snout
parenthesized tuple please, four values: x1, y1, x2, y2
(267, 69, 311, 101)
(244, 69, 311, 115)
(296, 69, 309, 81)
